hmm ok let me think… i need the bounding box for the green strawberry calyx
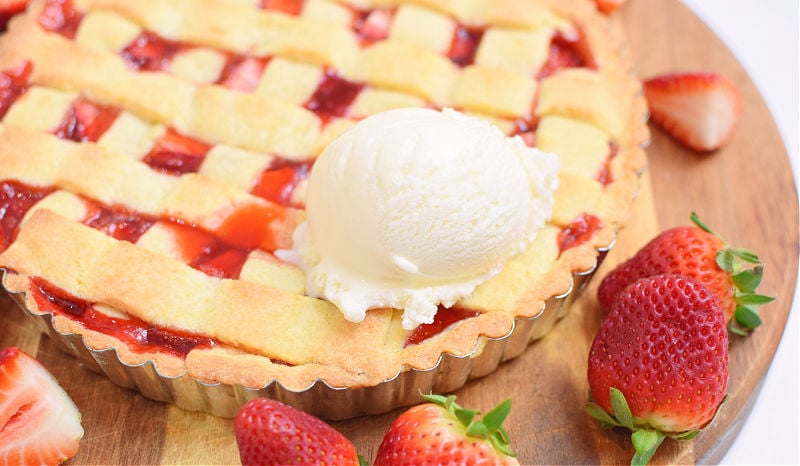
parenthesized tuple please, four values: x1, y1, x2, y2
(691, 212, 775, 336)
(586, 388, 728, 466)
(421, 393, 516, 458)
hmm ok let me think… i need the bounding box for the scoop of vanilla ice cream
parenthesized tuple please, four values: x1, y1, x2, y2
(278, 108, 559, 329)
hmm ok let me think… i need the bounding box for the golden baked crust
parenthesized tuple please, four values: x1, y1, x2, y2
(0, 0, 648, 407)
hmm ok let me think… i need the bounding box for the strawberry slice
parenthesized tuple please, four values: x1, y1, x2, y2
(0, 0, 28, 30)
(643, 72, 742, 152)
(0, 347, 84, 465)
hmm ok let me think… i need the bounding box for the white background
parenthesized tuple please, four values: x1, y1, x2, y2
(679, 1, 799, 464)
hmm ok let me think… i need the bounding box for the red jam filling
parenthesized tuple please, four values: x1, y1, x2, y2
(142, 127, 211, 176)
(405, 306, 481, 347)
(121, 32, 184, 72)
(213, 202, 283, 252)
(163, 220, 249, 279)
(303, 69, 364, 123)
(37, 0, 83, 39)
(448, 25, 485, 67)
(82, 199, 155, 244)
(30, 276, 216, 358)
(537, 30, 596, 79)
(352, 8, 392, 45)
(53, 97, 120, 143)
(558, 213, 602, 254)
(0, 60, 32, 120)
(595, 142, 619, 186)
(0, 181, 55, 251)
(0, 2, 27, 31)
(251, 160, 311, 207)
(510, 117, 539, 147)
(260, 0, 304, 15)
(216, 56, 270, 93)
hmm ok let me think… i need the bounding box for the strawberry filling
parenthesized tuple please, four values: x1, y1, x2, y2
(0, 0, 27, 31)
(37, 0, 82, 39)
(0, 181, 55, 251)
(447, 25, 485, 67)
(251, 160, 311, 208)
(161, 220, 250, 279)
(216, 56, 270, 93)
(302, 69, 364, 124)
(121, 32, 184, 72)
(0, 179, 289, 273)
(260, 0, 304, 15)
(558, 213, 602, 254)
(405, 306, 480, 347)
(352, 8, 393, 45)
(53, 97, 120, 143)
(30, 277, 217, 358)
(0, 61, 32, 120)
(537, 29, 596, 79)
(82, 201, 155, 244)
(142, 127, 211, 176)
(595, 141, 619, 186)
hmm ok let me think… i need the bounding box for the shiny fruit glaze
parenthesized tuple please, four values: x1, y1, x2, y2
(448, 25, 485, 67)
(121, 32, 183, 72)
(37, 0, 82, 39)
(558, 213, 602, 254)
(82, 200, 155, 244)
(0, 60, 32, 120)
(251, 160, 311, 207)
(216, 56, 269, 93)
(537, 31, 596, 79)
(596, 142, 619, 186)
(405, 306, 481, 347)
(142, 127, 211, 176)
(53, 97, 120, 143)
(353, 8, 393, 45)
(0, 181, 55, 251)
(260, 0, 303, 15)
(30, 276, 217, 357)
(303, 69, 364, 124)
(162, 220, 250, 279)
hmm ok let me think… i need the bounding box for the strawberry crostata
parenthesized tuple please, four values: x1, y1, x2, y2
(0, 0, 647, 418)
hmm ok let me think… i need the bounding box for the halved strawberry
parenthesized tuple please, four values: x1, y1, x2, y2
(0, 0, 28, 31)
(643, 72, 742, 152)
(0, 347, 84, 465)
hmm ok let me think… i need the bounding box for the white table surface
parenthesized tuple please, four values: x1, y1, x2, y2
(679, 1, 800, 464)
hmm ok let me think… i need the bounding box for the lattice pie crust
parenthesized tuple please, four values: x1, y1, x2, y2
(0, 0, 647, 405)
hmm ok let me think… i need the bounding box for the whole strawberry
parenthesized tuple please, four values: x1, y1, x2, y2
(375, 393, 518, 466)
(234, 398, 360, 466)
(587, 274, 729, 465)
(598, 212, 772, 335)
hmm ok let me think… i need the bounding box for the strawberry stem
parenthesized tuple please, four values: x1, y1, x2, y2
(420, 393, 516, 458)
(631, 429, 666, 466)
(692, 212, 774, 335)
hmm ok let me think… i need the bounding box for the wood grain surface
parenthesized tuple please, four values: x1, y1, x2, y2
(1, 1, 798, 464)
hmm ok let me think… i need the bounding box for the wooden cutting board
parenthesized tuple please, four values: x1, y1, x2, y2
(1, 1, 797, 464)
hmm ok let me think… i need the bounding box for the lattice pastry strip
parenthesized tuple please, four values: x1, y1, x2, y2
(1, 85, 77, 132)
(0, 126, 302, 251)
(1, 209, 403, 384)
(0, 12, 324, 158)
